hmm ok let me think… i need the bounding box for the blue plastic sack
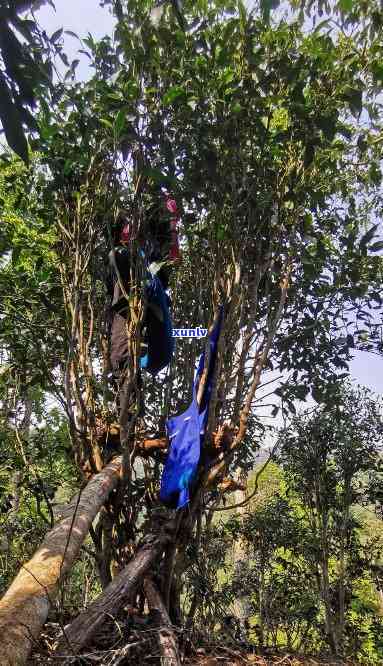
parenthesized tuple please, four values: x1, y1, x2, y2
(159, 308, 223, 509)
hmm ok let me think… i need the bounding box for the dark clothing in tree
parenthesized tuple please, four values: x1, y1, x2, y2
(108, 246, 131, 317)
(108, 252, 174, 375)
(110, 312, 130, 372)
(107, 199, 179, 373)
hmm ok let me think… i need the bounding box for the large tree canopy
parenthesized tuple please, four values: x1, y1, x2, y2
(0, 0, 382, 663)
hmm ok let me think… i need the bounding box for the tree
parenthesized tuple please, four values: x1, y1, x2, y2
(228, 494, 320, 653)
(0, 0, 383, 661)
(278, 383, 383, 657)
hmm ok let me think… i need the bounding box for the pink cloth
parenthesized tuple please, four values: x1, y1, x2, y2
(166, 195, 181, 261)
(119, 223, 132, 243)
(166, 198, 178, 215)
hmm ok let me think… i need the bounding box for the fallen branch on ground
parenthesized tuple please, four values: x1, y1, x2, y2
(144, 577, 181, 666)
(54, 532, 172, 656)
(0, 456, 123, 666)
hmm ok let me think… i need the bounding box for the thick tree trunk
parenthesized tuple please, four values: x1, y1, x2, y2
(54, 534, 170, 656)
(96, 507, 114, 589)
(232, 480, 251, 628)
(320, 528, 339, 655)
(144, 578, 181, 666)
(0, 456, 122, 666)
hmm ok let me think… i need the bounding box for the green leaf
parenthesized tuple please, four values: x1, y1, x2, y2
(63, 159, 73, 176)
(162, 86, 185, 106)
(231, 101, 242, 114)
(343, 86, 362, 116)
(312, 387, 323, 403)
(0, 24, 36, 105)
(288, 401, 296, 415)
(141, 167, 177, 188)
(338, 0, 353, 11)
(171, 0, 186, 31)
(238, 0, 247, 27)
(360, 224, 379, 249)
(368, 162, 382, 186)
(35, 257, 44, 271)
(12, 246, 21, 265)
(370, 241, 383, 252)
(114, 108, 126, 138)
(371, 62, 383, 83)
(100, 118, 113, 129)
(59, 52, 70, 68)
(316, 115, 337, 141)
(346, 334, 354, 347)
(78, 49, 92, 60)
(0, 73, 29, 164)
(50, 28, 63, 43)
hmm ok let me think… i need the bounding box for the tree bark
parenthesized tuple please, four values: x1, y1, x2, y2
(319, 512, 339, 656)
(144, 578, 181, 666)
(232, 479, 250, 626)
(96, 507, 114, 589)
(0, 456, 122, 666)
(54, 534, 170, 656)
(337, 477, 351, 655)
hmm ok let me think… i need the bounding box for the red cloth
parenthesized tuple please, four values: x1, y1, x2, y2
(119, 223, 132, 243)
(166, 198, 178, 215)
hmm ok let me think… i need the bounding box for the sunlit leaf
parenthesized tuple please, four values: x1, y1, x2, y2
(162, 86, 186, 106)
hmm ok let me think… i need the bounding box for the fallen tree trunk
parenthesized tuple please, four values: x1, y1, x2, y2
(0, 456, 122, 666)
(54, 533, 171, 656)
(144, 577, 181, 666)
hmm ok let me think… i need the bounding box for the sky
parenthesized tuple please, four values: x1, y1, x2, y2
(34, 0, 383, 398)
(37, 0, 116, 80)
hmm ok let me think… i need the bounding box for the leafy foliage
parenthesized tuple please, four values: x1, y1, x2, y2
(187, 387, 383, 662)
(0, 0, 383, 662)
(0, 1, 56, 162)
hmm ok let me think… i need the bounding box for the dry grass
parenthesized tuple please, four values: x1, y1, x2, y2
(183, 649, 354, 666)
(29, 618, 356, 666)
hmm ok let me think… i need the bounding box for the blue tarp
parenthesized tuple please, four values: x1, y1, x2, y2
(159, 307, 223, 509)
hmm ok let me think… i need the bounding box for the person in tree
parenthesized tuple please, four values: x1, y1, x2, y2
(108, 191, 181, 376)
